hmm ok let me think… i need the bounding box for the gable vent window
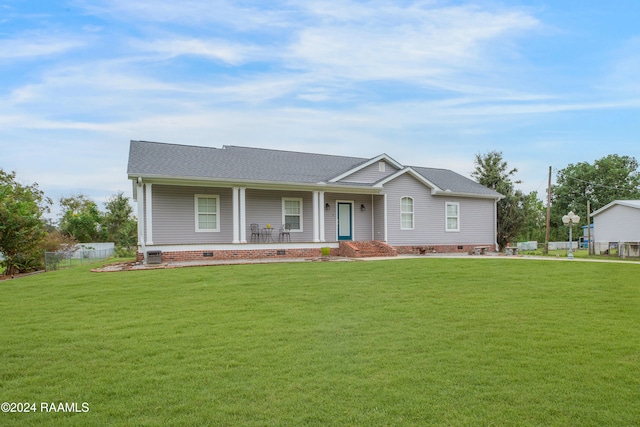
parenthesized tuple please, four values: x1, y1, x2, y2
(379, 161, 386, 172)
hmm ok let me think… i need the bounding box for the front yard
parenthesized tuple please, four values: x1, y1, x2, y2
(1, 258, 638, 426)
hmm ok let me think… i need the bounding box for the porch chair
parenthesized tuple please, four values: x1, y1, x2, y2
(250, 224, 261, 243)
(279, 223, 291, 242)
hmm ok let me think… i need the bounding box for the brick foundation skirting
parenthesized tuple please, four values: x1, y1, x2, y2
(137, 247, 327, 263)
(394, 244, 495, 255)
(137, 243, 494, 263)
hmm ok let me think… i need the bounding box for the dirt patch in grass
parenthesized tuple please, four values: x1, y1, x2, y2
(0, 270, 46, 281)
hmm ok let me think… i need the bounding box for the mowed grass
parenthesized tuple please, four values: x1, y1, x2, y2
(1, 259, 639, 426)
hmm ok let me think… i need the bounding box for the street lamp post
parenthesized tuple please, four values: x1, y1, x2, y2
(562, 211, 580, 259)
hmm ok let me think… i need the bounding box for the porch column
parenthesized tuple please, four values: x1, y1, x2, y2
(318, 191, 325, 242)
(136, 179, 146, 262)
(232, 187, 240, 244)
(239, 187, 247, 243)
(136, 181, 144, 245)
(312, 191, 320, 242)
(145, 183, 153, 245)
(383, 193, 388, 243)
(494, 198, 499, 251)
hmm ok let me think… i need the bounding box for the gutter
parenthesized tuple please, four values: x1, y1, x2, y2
(431, 190, 505, 200)
(127, 174, 382, 194)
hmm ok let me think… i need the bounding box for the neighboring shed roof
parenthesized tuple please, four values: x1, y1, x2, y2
(127, 140, 502, 198)
(591, 200, 640, 216)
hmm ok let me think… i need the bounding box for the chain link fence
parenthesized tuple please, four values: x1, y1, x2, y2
(44, 247, 115, 272)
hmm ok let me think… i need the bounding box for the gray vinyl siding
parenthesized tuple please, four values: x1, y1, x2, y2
(152, 185, 233, 244)
(151, 185, 319, 244)
(323, 193, 374, 241)
(593, 205, 640, 242)
(373, 194, 386, 241)
(338, 161, 398, 184)
(382, 174, 496, 246)
(148, 180, 494, 245)
(152, 184, 328, 244)
(245, 189, 314, 241)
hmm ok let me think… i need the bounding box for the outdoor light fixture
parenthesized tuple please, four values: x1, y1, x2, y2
(360, 204, 366, 211)
(562, 210, 580, 259)
(325, 203, 330, 211)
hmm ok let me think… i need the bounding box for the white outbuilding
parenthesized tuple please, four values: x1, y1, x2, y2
(591, 200, 640, 256)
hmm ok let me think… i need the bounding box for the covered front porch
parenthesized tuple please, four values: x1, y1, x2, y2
(135, 182, 387, 263)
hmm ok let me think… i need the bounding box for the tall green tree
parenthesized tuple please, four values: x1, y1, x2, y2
(0, 169, 52, 275)
(551, 154, 640, 239)
(517, 191, 547, 242)
(104, 192, 137, 248)
(471, 151, 527, 250)
(59, 195, 105, 242)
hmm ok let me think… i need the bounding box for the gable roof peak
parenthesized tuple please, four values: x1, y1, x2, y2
(592, 199, 640, 216)
(328, 153, 404, 182)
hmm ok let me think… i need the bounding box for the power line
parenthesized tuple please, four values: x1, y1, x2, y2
(561, 174, 639, 192)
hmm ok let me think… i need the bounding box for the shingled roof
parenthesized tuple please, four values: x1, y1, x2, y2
(410, 166, 501, 197)
(128, 141, 367, 184)
(127, 140, 502, 198)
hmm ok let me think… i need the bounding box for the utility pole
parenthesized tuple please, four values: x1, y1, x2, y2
(545, 166, 552, 254)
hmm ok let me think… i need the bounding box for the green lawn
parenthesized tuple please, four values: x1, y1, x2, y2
(520, 247, 639, 261)
(1, 259, 639, 426)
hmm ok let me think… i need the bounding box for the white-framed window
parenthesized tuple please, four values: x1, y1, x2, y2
(282, 198, 303, 232)
(401, 196, 414, 230)
(446, 202, 460, 232)
(195, 194, 220, 232)
(379, 161, 386, 172)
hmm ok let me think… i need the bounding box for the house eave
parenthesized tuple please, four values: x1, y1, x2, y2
(432, 190, 504, 200)
(371, 168, 503, 200)
(374, 167, 443, 192)
(128, 174, 381, 194)
(591, 200, 640, 217)
(328, 153, 404, 183)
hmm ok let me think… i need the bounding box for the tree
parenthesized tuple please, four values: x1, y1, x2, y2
(471, 151, 528, 250)
(59, 195, 105, 242)
(516, 191, 547, 242)
(0, 169, 52, 275)
(41, 229, 79, 253)
(550, 154, 640, 239)
(103, 192, 137, 249)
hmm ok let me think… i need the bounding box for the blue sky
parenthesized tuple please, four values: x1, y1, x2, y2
(2, 0, 639, 218)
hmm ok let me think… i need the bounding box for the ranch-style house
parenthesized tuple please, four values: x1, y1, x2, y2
(127, 140, 503, 263)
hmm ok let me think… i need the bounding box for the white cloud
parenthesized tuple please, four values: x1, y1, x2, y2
(131, 38, 257, 65)
(77, 0, 291, 30)
(287, 2, 540, 84)
(0, 34, 84, 60)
